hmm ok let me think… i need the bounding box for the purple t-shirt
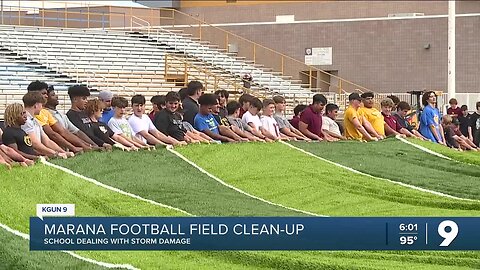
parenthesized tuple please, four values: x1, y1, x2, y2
(299, 105, 323, 137)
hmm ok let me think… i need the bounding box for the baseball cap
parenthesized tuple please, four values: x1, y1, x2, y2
(98, 90, 113, 101)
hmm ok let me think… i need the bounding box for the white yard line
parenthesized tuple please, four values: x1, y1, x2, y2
(395, 135, 452, 160)
(0, 222, 138, 270)
(39, 157, 193, 216)
(281, 141, 479, 202)
(167, 147, 326, 217)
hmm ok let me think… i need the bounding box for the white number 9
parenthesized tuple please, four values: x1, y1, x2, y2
(438, 220, 458, 247)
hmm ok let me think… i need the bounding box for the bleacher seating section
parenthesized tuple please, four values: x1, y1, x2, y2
(0, 25, 319, 119)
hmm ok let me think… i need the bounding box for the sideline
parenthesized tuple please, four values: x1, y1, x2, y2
(0, 222, 138, 270)
(281, 141, 479, 202)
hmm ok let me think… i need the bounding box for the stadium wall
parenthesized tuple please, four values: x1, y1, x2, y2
(177, 1, 480, 93)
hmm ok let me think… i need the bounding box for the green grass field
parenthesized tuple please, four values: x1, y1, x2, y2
(1, 141, 480, 269)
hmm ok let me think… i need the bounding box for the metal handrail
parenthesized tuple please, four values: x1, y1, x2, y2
(169, 9, 369, 93)
(165, 53, 281, 99)
(130, 16, 151, 35)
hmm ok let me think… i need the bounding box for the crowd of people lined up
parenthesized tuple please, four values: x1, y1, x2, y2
(0, 80, 479, 169)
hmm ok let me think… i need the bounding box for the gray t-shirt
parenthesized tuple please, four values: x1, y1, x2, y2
(273, 113, 294, 130)
(47, 108, 80, 134)
(226, 116, 252, 132)
(21, 111, 44, 140)
(182, 121, 195, 132)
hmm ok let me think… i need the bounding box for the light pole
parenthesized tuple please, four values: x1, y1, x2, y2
(448, 0, 456, 99)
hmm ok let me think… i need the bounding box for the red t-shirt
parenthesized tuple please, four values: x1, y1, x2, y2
(299, 105, 323, 137)
(447, 107, 462, 118)
(239, 108, 247, 119)
(290, 116, 300, 129)
(382, 112, 402, 134)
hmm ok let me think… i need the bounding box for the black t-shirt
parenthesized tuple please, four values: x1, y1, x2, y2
(2, 126, 36, 155)
(470, 112, 480, 146)
(67, 109, 106, 146)
(153, 110, 186, 141)
(213, 114, 231, 127)
(458, 114, 471, 137)
(92, 122, 115, 145)
(182, 97, 199, 126)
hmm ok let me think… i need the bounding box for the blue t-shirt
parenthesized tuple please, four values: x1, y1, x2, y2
(194, 113, 219, 134)
(99, 108, 115, 124)
(419, 105, 443, 143)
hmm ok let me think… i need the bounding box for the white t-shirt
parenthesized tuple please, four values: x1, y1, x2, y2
(128, 114, 157, 143)
(322, 116, 341, 137)
(108, 117, 135, 139)
(261, 115, 280, 137)
(21, 111, 44, 141)
(242, 111, 262, 131)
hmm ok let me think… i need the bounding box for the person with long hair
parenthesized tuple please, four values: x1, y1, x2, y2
(419, 91, 446, 145)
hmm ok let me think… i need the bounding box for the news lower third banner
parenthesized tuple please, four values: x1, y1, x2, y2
(30, 217, 480, 251)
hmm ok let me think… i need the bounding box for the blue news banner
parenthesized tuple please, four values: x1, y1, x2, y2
(30, 217, 480, 250)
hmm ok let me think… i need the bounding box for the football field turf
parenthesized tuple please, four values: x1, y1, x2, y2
(1, 140, 479, 269)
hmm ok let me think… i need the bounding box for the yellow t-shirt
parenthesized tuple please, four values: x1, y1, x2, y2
(343, 106, 363, 140)
(35, 109, 58, 127)
(358, 107, 385, 136)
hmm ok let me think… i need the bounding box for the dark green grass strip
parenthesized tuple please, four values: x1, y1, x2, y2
(406, 138, 480, 166)
(52, 149, 299, 216)
(28, 147, 480, 269)
(291, 139, 480, 200)
(4, 164, 477, 269)
(0, 228, 112, 270)
(177, 142, 480, 216)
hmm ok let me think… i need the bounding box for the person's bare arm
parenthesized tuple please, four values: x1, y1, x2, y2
(42, 124, 80, 152)
(5, 143, 38, 160)
(298, 121, 322, 140)
(52, 122, 89, 149)
(137, 130, 166, 146)
(202, 129, 235, 142)
(352, 118, 376, 141)
(362, 120, 382, 139)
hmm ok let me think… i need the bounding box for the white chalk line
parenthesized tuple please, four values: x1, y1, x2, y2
(395, 135, 452, 160)
(396, 136, 480, 168)
(0, 222, 138, 270)
(40, 157, 192, 216)
(281, 141, 480, 203)
(167, 147, 326, 217)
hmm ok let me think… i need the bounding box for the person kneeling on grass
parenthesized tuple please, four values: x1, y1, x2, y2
(343, 93, 378, 142)
(108, 96, 153, 150)
(241, 97, 275, 142)
(128, 95, 186, 147)
(2, 103, 39, 165)
(322, 103, 346, 140)
(393, 101, 427, 140)
(22, 92, 72, 159)
(0, 128, 35, 169)
(261, 99, 292, 141)
(212, 95, 249, 142)
(194, 93, 236, 143)
(86, 99, 145, 152)
(273, 96, 311, 141)
(225, 101, 265, 142)
(380, 98, 406, 138)
(153, 91, 201, 144)
(442, 115, 477, 151)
